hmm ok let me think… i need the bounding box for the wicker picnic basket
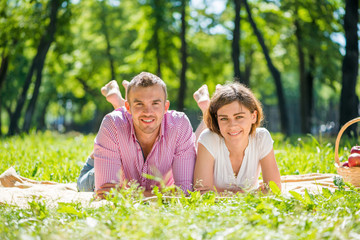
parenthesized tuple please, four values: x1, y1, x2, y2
(334, 117, 360, 187)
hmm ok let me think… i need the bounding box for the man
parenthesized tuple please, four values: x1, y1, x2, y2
(79, 72, 196, 198)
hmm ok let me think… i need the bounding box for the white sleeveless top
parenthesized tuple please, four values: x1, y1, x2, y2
(198, 128, 273, 190)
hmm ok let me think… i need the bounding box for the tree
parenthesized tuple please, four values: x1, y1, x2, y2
(280, 0, 343, 134)
(231, 0, 243, 84)
(99, 0, 116, 80)
(8, 0, 63, 135)
(150, 0, 165, 78)
(0, 50, 9, 136)
(243, 0, 289, 135)
(294, 8, 311, 134)
(22, 0, 64, 133)
(177, 0, 188, 111)
(339, 0, 359, 136)
(0, 0, 44, 135)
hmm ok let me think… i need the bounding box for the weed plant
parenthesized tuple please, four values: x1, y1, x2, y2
(1, 131, 360, 239)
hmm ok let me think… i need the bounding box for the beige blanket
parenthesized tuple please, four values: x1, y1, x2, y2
(0, 167, 101, 208)
(0, 167, 339, 208)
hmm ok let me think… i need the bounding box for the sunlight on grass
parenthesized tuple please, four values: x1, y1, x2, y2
(1, 131, 360, 239)
(272, 133, 354, 176)
(0, 131, 94, 182)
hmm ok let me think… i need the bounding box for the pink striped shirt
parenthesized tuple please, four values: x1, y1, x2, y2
(94, 107, 196, 193)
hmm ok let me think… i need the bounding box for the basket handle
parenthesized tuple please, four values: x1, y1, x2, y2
(334, 117, 360, 166)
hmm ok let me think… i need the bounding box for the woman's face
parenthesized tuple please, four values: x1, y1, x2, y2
(216, 101, 257, 141)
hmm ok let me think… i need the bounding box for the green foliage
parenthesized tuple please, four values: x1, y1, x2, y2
(0, 0, 351, 135)
(1, 132, 360, 238)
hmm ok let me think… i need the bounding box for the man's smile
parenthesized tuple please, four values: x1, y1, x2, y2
(141, 118, 155, 123)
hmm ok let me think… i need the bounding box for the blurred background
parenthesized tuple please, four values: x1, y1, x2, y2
(0, 0, 358, 137)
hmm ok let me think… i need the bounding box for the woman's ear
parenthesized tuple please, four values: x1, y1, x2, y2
(251, 110, 258, 124)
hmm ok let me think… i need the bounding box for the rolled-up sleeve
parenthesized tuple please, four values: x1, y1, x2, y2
(172, 115, 196, 193)
(94, 114, 122, 191)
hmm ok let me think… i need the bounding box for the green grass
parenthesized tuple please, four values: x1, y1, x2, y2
(0, 131, 94, 182)
(1, 131, 360, 239)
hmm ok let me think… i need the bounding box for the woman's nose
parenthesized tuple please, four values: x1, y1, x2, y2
(228, 119, 235, 126)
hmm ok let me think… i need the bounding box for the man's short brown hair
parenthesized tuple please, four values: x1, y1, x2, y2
(127, 72, 167, 100)
(204, 82, 263, 136)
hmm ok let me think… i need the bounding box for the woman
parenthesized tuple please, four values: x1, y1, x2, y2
(193, 82, 281, 193)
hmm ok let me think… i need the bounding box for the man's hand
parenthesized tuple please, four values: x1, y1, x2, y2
(96, 182, 155, 199)
(95, 183, 119, 199)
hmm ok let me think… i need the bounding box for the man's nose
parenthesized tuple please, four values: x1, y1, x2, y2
(143, 104, 153, 113)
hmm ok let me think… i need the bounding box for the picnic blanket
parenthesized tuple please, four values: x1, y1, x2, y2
(0, 167, 340, 208)
(0, 167, 101, 208)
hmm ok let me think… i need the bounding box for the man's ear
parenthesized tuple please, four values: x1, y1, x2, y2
(125, 101, 131, 114)
(165, 100, 170, 112)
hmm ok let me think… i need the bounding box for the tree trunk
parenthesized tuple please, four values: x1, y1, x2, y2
(8, 52, 38, 135)
(152, 0, 162, 78)
(0, 97, 2, 136)
(177, 0, 187, 111)
(22, 57, 47, 132)
(232, 0, 242, 83)
(21, 0, 61, 133)
(306, 53, 314, 131)
(243, 0, 289, 135)
(339, 0, 359, 136)
(0, 51, 9, 136)
(0, 52, 9, 91)
(154, 29, 162, 78)
(100, 1, 116, 80)
(243, 48, 253, 87)
(294, 18, 311, 134)
(36, 97, 50, 131)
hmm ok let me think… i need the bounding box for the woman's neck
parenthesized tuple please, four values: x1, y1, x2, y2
(224, 136, 249, 155)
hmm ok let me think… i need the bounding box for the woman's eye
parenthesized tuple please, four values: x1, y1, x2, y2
(220, 118, 228, 121)
(236, 116, 243, 119)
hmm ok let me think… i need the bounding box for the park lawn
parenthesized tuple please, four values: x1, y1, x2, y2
(1, 131, 360, 239)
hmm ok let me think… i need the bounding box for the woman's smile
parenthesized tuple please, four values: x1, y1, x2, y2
(228, 130, 241, 136)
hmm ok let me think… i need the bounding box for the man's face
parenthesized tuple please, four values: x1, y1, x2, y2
(125, 85, 170, 136)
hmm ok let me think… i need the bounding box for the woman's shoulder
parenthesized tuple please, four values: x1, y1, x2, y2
(252, 127, 273, 147)
(199, 128, 220, 139)
(253, 127, 272, 142)
(255, 127, 271, 136)
(198, 129, 221, 145)
(198, 129, 223, 158)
